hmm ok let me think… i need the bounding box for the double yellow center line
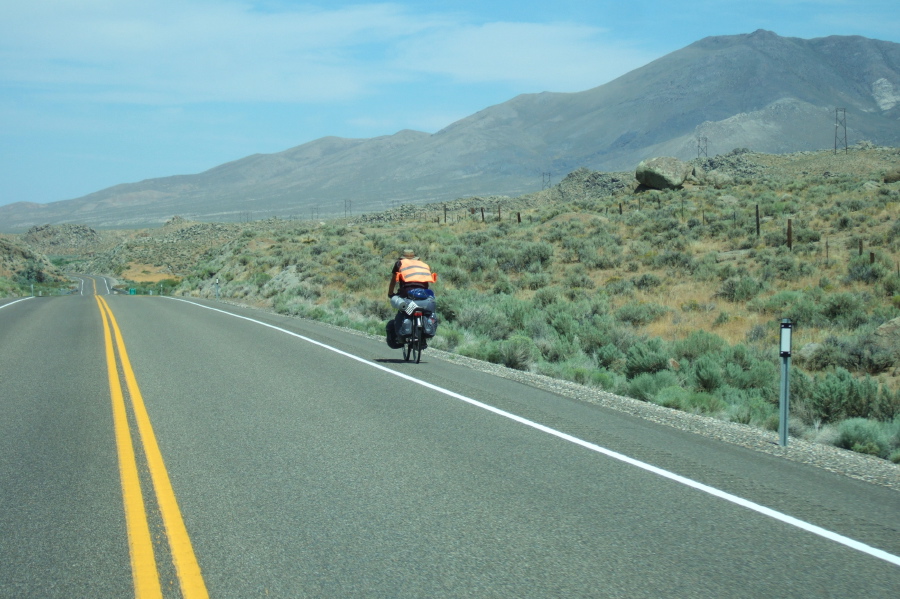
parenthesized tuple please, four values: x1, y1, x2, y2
(96, 296, 209, 599)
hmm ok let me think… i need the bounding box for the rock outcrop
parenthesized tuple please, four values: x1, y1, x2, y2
(635, 157, 692, 189)
(705, 170, 735, 189)
(0, 238, 64, 282)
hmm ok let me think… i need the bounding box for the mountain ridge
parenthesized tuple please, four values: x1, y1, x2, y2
(2, 30, 899, 231)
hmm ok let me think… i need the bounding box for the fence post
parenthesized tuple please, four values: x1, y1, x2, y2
(787, 218, 793, 251)
(755, 205, 760, 237)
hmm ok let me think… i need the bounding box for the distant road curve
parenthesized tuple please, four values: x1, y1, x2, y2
(70, 274, 116, 296)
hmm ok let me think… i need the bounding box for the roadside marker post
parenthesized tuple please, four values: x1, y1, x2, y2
(779, 319, 793, 447)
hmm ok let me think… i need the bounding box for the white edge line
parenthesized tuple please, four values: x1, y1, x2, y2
(70, 276, 86, 295)
(0, 297, 35, 310)
(164, 296, 900, 568)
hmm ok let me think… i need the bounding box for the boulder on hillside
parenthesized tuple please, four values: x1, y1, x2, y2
(705, 169, 735, 189)
(862, 181, 882, 191)
(635, 157, 692, 190)
(688, 165, 706, 183)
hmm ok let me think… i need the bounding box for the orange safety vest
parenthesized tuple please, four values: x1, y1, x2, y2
(395, 259, 435, 284)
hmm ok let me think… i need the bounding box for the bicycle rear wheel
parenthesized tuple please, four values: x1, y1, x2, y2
(410, 319, 422, 363)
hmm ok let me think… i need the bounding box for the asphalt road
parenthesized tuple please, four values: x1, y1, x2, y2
(1, 285, 899, 598)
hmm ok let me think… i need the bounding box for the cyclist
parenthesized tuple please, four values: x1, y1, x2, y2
(386, 249, 435, 348)
(388, 248, 433, 300)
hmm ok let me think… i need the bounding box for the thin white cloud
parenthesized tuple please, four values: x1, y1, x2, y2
(0, 1, 655, 106)
(0, 1, 442, 103)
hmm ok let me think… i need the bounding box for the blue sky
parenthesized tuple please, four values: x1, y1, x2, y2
(1, 1, 898, 207)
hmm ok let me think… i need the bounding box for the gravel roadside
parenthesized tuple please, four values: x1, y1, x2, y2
(429, 347, 900, 492)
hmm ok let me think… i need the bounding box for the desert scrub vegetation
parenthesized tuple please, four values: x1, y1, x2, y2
(112, 278, 181, 296)
(834, 417, 900, 461)
(163, 149, 900, 461)
(0, 276, 20, 296)
(0, 266, 72, 297)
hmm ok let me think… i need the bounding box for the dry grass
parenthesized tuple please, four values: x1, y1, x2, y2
(639, 280, 767, 346)
(120, 263, 178, 283)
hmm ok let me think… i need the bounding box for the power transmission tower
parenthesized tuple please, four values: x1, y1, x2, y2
(697, 137, 708, 158)
(834, 108, 847, 154)
(542, 172, 552, 190)
(344, 199, 351, 218)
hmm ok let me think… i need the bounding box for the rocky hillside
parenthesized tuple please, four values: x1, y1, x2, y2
(0, 237, 65, 284)
(21, 224, 118, 255)
(82, 217, 246, 280)
(1, 31, 898, 231)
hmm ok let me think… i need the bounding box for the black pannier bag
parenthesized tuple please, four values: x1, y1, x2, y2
(385, 320, 403, 349)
